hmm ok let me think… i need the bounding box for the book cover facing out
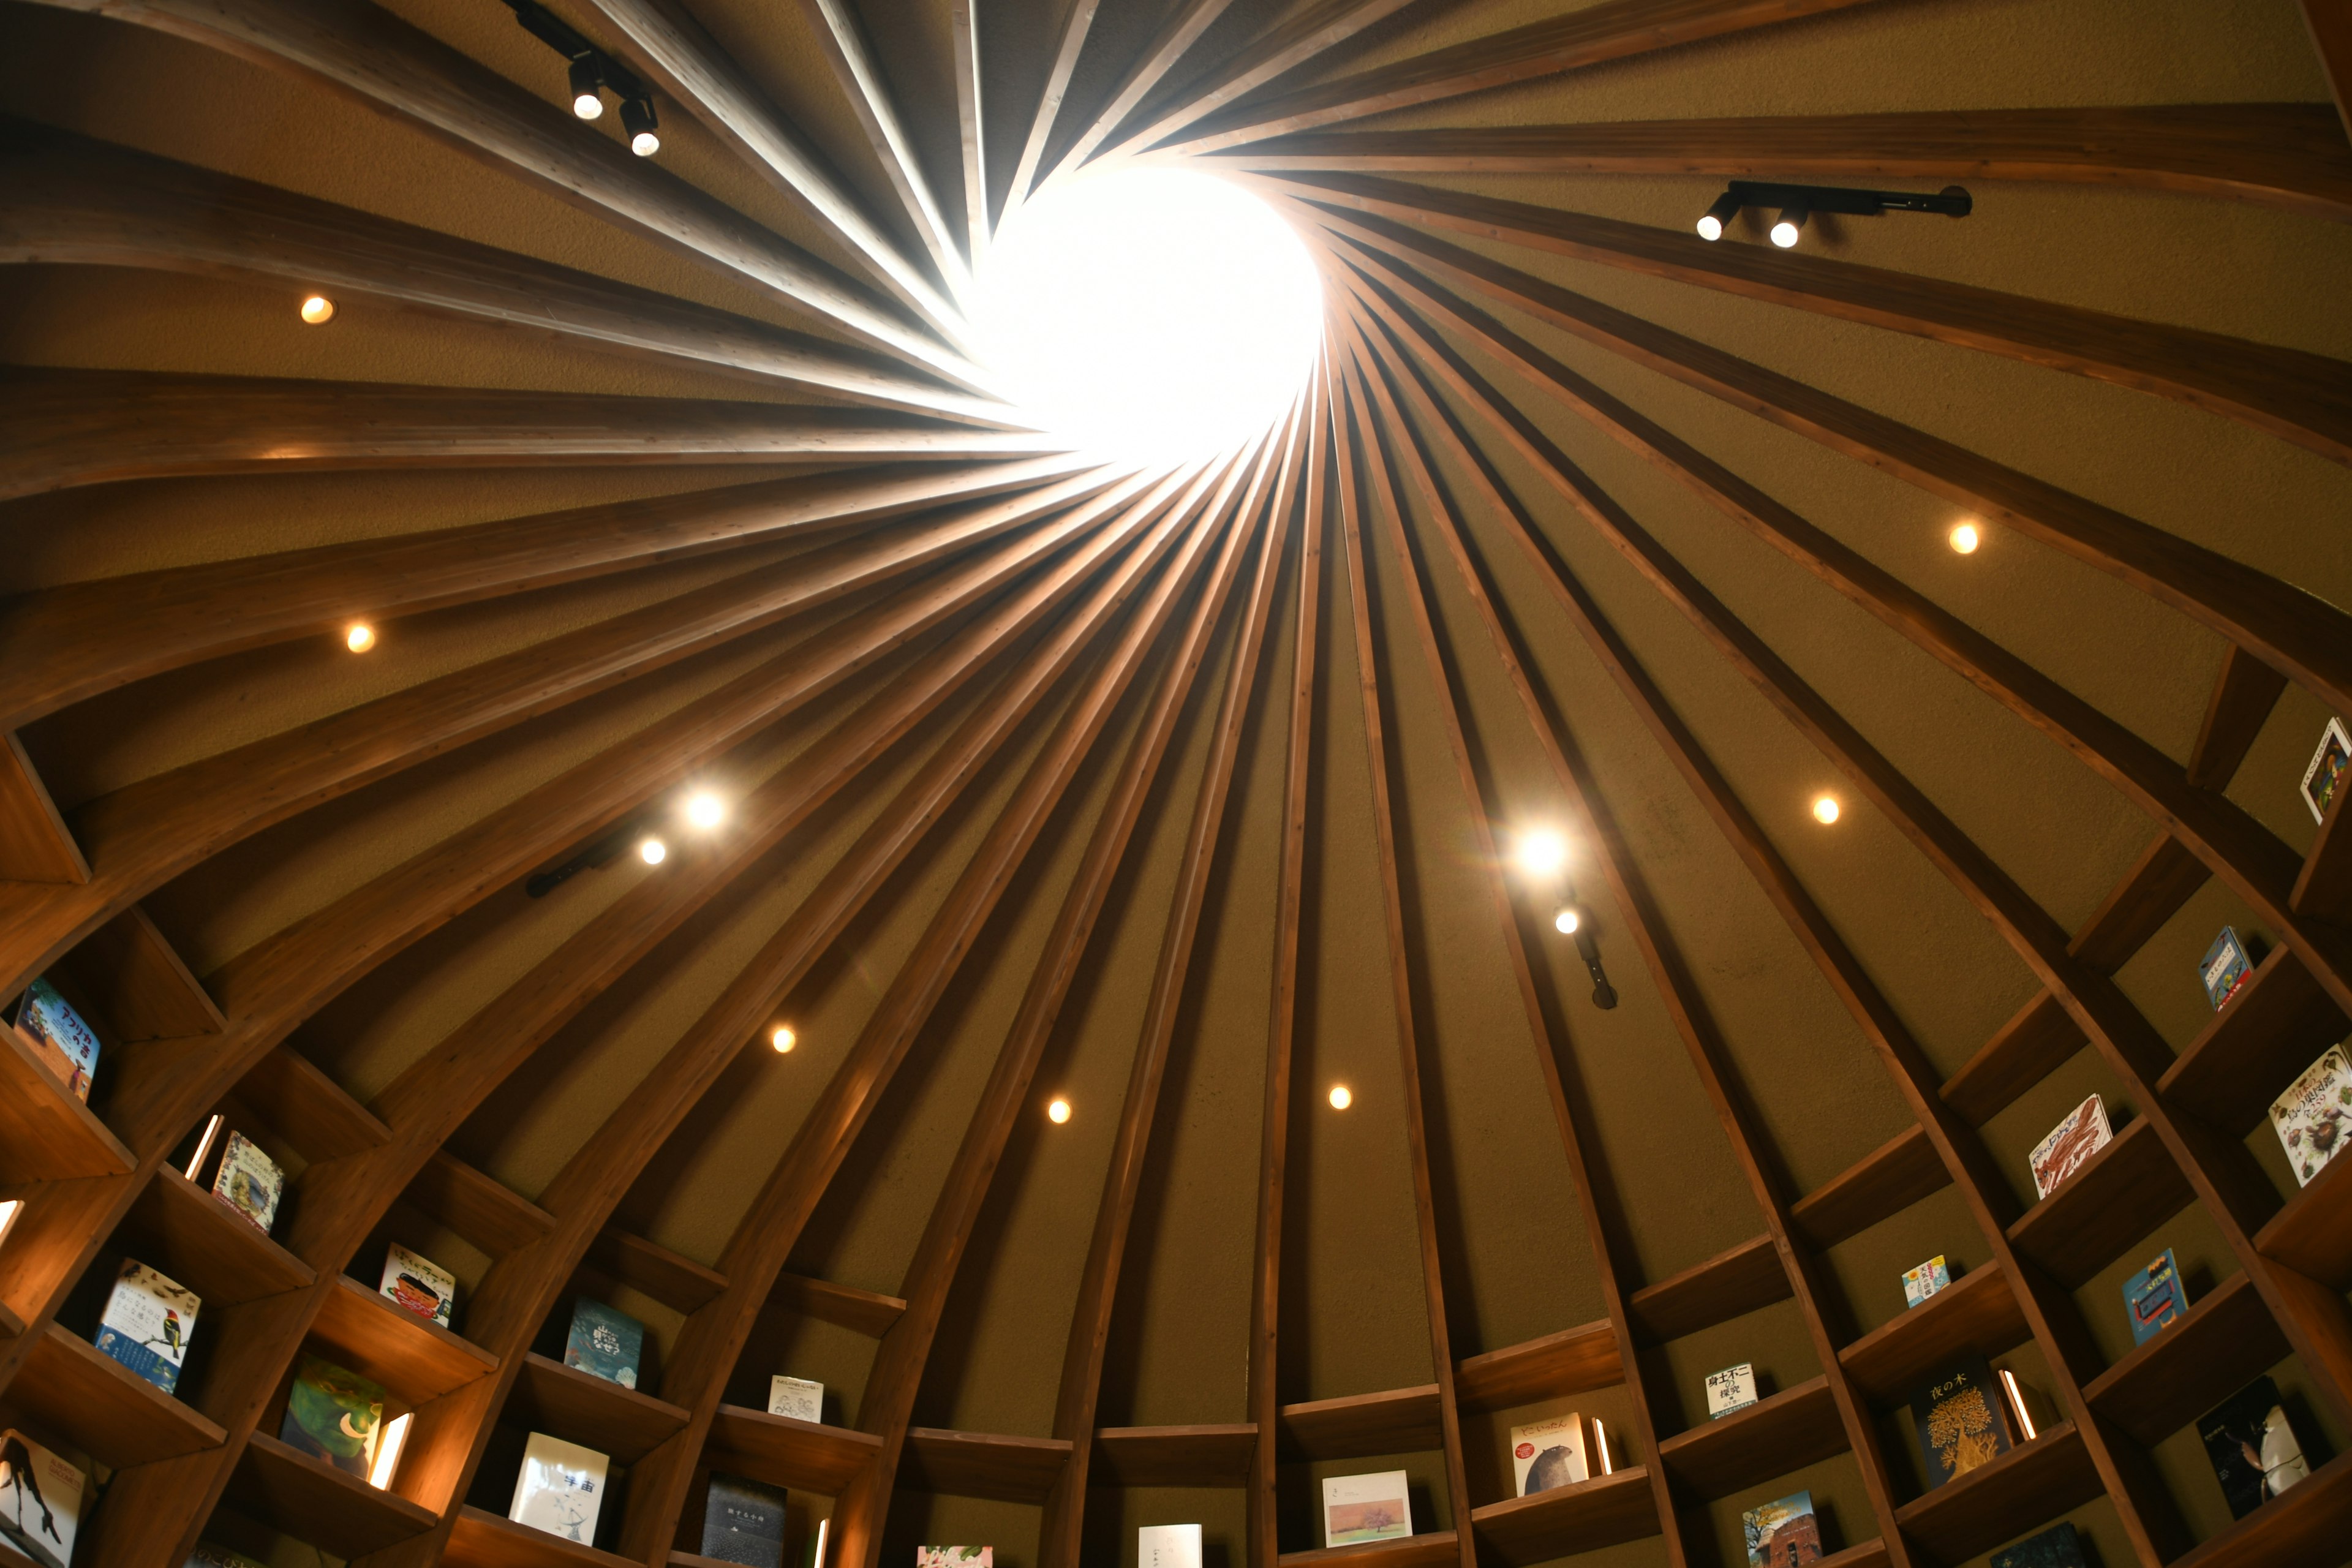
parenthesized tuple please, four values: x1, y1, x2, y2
(2029, 1094, 2113, 1199)
(2200, 927, 2255, 1011)
(2124, 1250, 2185, 1344)
(564, 1298, 645, 1389)
(280, 1354, 386, 1478)
(210, 1131, 284, 1236)
(1911, 1356, 2016, 1489)
(1509, 1414, 1587, 1494)
(512, 1431, 610, 1543)
(0, 1428, 86, 1568)
(1321, 1470, 1411, 1548)
(701, 1472, 788, 1568)
(15, 977, 100, 1103)
(95, 1258, 202, 1393)
(1902, 1256, 1950, 1309)
(2197, 1376, 2310, 1518)
(767, 1374, 823, 1423)
(1991, 1521, 2087, 1568)
(1138, 1523, 1202, 1568)
(1704, 1363, 1758, 1420)
(186, 1544, 272, 1568)
(379, 1243, 456, 1329)
(1741, 1491, 1820, 1568)
(914, 1550, 992, 1567)
(2269, 1046, 2352, 1189)
(2301, 716, 2350, 824)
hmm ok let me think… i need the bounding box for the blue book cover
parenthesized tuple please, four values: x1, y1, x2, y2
(564, 1298, 644, 1390)
(2200, 927, 2253, 1010)
(1991, 1522, 2086, 1568)
(2124, 1250, 2184, 1345)
(94, 1260, 200, 1394)
(17, 976, 101, 1102)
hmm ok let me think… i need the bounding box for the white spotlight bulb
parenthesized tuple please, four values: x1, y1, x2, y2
(1771, 207, 1807, 249)
(1516, 830, 1567, 878)
(685, 791, 724, 830)
(1554, 907, 1580, 935)
(574, 91, 603, 119)
(1696, 214, 1724, 241)
(638, 836, 667, 865)
(631, 132, 660, 157)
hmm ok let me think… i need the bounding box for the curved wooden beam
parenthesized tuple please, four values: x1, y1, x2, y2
(1005, 0, 1104, 216)
(1210, 104, 2352, 223)
(1050, 0, 1236, 178)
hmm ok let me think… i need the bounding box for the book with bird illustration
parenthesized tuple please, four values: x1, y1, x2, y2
(95, 1258, 201, 1393)
(279, 1354, 386, 1478)
(0, 1429, 86, 1568)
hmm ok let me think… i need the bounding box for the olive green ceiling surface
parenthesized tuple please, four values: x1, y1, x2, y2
(1, 4, 2350, 1568)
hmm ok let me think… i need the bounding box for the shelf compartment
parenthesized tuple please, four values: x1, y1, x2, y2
(2005, 1118, 2192, 1288)
(2170, 1445, 2352, 1568)
(1656, 1376, 1845, 1500)
(1091, 1423, 1256, 1487)
(1841, 1264, 2028, 1403)
(1942, 993, 2083, 1127)
(1276, 1529, 1460, 1568)
(1278, 1385, 1441, 1461)
(1468, 1466, 1657, 1566)
(2253, 1140, 2352, 1291)
(1791, 1126, 1951, 1250)
(405, 1151, 553, 1259)
(1892, 1422, 2099, 1566)
(2082, 1273, 2289, 1446)
(0, 729, 86, 882)
(224, 1430, 437, 1556)
(45, 905, 221, 1041)
(2159, 948, 2347, 1136)
(0, 1020, 133, 1181)
(706, 1403, 882, 1493)
(1453, 1320, 1618, 1414)
(6, 1321, 225, 1466)
(236, 1047, 390, 1162)
(309, 1273, 498, 1404)
(586, 1228, 726, 1315)
(447, 1504, 639, 1568)
(505, 1352, 689, 1464)
(1626, 1235, 1789, 1343)
(2295, 789, 2352, 919)
(769, 1270, 905, 1338)
(1815, 1541, 1890, 1568)
(900, 1427, 1071, 1502)
(117, 1167, 315, 1305)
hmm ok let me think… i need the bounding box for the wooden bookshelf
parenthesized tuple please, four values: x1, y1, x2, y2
(1815, 1541, 1891, 1568)
(446, 1504, 641, 1568)
(7, 1320, 225, 1466)
(505, 1352, 689, 1464)
(309, 1273, 498, 1403)
(2160, 949, 2347, 1136)
(2082, 1273, 2290, 1446)
(1091, 1422, 1257, 1486)
(117, 1166, 315, 1304)
(1452, 1319, 1619, 1413)
(1625, 1235, 1789, 1341)
(1941, 992, 2084, 1126)
(2294, 791, 2352, 919)
(1466, 1467, 1657, 1565)
(0, 1019, 133, 1182)
(2169, 1446, 2352, 1568)
(706, 1403, 883, 1493)
(0, 729, 85, 881)
(237, 1046, 391, 1161)
(1656, 1375, 1845, 1499)
(405, 1150, 554, 1258)
(586, 1227, 726, 1314)
(1790, 1125, 1951, 1248)
(1278, 1384, 1442, 1460)
(1891, 1422, 2100, 1564)
(1275, 1529, 1461, 1568)
(2006, 1118, 2193, 1288)
(45, 905, 221, 1041)
(224, 1430, 437, 1556)
(2252, 1140, 2352, 1289)
(1840, 1264, 2029, 1403)
(900, 1426, 1071, 1502)
(0, 1531, 41, 1568)
(769, 1269, 905, 1337)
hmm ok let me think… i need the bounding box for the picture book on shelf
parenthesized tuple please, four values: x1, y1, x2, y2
(512, 1431, 609, 1542)
(0, 1429, 86, 1568)
(1991, 1521, 2086, 1568)
(914, 1550, 992, 1567)
(1509, 1413, 1587, 1494)
(1321, 1470, 1411, 1548)
(1137, 1523, 1202, 1568)
(2269, 1046, 2352, 1188)
(2124, 1250, 2185, 1344)
(2197, 1376, 2310, 1518)
(1741, 1490, 1820, 1568)
(279, 1354, 386, 1478)
(378, 1243, 456, 1329)
(564, 1297, 644, 1389)
(2302, 716, 2350, 823)
(185, 1544, 271, 1568)
(10, 977, 100, 1104)
(2029, 1093, 2113, 1199)
(1910, 1355, 2016, 1488)
(95, 1258, 201, 1393)
(2200, 927, 2255, 1011)
(767, 1374, 823, 1423)
(700, 1472, 787, 1568)
(1902, 1256, 1950, 1309)
(210, 1131, 284, 1235)
(1705, 1363, 1758, 1420)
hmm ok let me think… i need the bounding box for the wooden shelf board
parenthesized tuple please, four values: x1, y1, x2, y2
(1891, 1422, 2100, 1566)
(47, 905, 222, 1042)
(2069, 831, 2210, 971)
(1841, 1264, 2028, 1403)
(447, 1504, 639, 1568)
(1468, 1466, 1657, 1566)
(2159, 947, 2347, 1136)
(1276, 1529, 1460, 1568)
(2006, 1118, 2192, 1289)
(0, 729, 86, 883)
(0, 1532, 41, 1568)
(121, 1166, 315, 1305)
(901, 1426, 1071, 1503)
(236, 1047, 390, 1162)
(0, 1021, 134, 1182)
(1791, 1125, 1951, 1250)
(309, 1273, 498, 1404)
(1278, 1384, 1442, 1461)
(405, 1151, 553, 1259)
(1942, 993, 2083, 1127)
(9, 1321, 225, 1467)
(227, 1430, 436, 1556)
(1656, 1376, 1846, 1500)
(587, 1228, 726, 1316)
(1626, 1235, 1789, 1343)
(707, 1403, 883, 1494)
(769, 1270, 905, 1338)
(1454, 1320, 1619, 1413)
(1091, 1423, 1256, 1487)
(2254, 1142, 2352, 1291)
(2169, 1444, 2352, 1568)
(1815, 1541, 1890, 1568)
(2294, 788, 2352, 919)
(507, 1352, 689, 1465)
(2083, 1272, 2290, 1447)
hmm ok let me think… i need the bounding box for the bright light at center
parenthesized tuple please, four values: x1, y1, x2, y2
(974, 168, 1322, 463)
(1515, 829, 1567, 879)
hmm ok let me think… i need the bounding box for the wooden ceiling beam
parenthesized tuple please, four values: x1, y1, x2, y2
(951, 0, 990, 265)
(0, 120, 1010, 423)
(1158, 0, 1886, 154)
(0, 368, 1061, 501)
(1283, 172, 2352, 464)
(1050, 0, 1238, 178)
(1005, 0, 1105, 217)
(1212, 104, 2352, 222)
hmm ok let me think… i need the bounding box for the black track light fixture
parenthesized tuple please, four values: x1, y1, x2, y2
(1571, 921, 1618, 1011)
(502, 0, 659, 154)
(619, 95, 660, 158)
(567, 57, 603, 120)
(1694, 181, 1970, 246)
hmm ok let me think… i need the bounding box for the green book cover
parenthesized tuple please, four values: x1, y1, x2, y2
(279, 1353, 386, 1477)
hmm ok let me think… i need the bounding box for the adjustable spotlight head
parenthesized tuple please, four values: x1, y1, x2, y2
(620, 96, 660, 157)
(1695, 190, 1740, 242)
(1571, 925, 1617, 1010)
(1770, 204, 1809, 249)
(568, 56, 604, 119)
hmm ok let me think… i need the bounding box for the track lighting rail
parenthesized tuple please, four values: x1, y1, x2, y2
(1698, 179, 1971, 245)
(499, 0, 662, 154)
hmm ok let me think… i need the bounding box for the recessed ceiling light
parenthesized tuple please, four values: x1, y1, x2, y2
(345, 623, 375, 652)
(1047, 1097, 1071, 1124)
(685, 791, 725, 830)
(1812, 796, 1841, 825)
(771, 1025, 795, 1054)
(1950, 522, 1981, 554)
(639, 836, 668, 864)
(1329, 1085, 1352, 1110)
(1553, 907, 1580, 935)
(1515, 830, 1567, 878)
(300, 295, 336, 325)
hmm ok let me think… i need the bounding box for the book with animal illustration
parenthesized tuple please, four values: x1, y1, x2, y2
(210, 1130, 284, 1235)
(1741, 1491, 1820, 1567)
(378, 1242, 456, 1329)
(1910, 1355, 2016, 1489)
(95, 1258, 202, 1393)
(2029, 1093, 2112, 1199)
(564, 1297, 644, 1389)
(185, 1544, 271, 1568)
(1322, 1470, 1411, 1548)
(2124, 1250, 2185, 1344)
(767, 1374, 823, 1422)
(9, 976, 102, 1104)
(0, 1429, 86, 1568)
(512, 1431, 609, 1542)
(1509, 1413, 1586, 1494)
(2198, 1375, 2309, 1518)
(279, 1354, 386, 1478)
(2269, 1046, 2352, 1188)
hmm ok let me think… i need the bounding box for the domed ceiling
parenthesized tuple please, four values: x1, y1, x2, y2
(2, 4, 2351, 1568)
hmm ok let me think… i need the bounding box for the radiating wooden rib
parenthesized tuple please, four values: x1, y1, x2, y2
(1161, 0, 1884, 154)
(2068, 834, 2211, 974)
(1790, 1125, 1950, 1249)
(1451, 1321, 1620, 1414)
(586, 1227, 729, 1315)
(1052, 0, 1237, 175)
(2082, 1273, 2290, 1447)
(0, 454, 1101, 736)
(0, 368, 1056, 500)
(0, 731, 85, 882)
(951, 0, 989, 264)
(1288, 172, 2352, 464)
(1108, 0, 1423, 159)
(1212, 104, 2352, 222)
(1090, 1423, 1257, 1486)
(2188, 646, 2291, 789)
(404, 1151, 555, 1259)
(12, 0, 983, 390)
(0, 121, 1006, 424)
(900, 1428, 1072, 1503)
(1624, 1236, 1791, 1343)
(771, 1271, 907, 1337)
(1005, 0, 1104, 214)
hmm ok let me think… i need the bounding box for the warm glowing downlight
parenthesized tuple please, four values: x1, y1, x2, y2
(1812, 795, 1842, 825)
(1047, 1098, 1072, 1124)
(1950, 521, 1982, 554)
(638, 836, 668, 865)
(771, 1025, 796, 1054)
(345, 623, 375, 652)
(300, 295, 336, 324)
(685, 791, 725, 830)
(1554, 907, 1581, 935)
(1329, 1085, 1352, 1110)
(1514, 829, 1567, 879)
